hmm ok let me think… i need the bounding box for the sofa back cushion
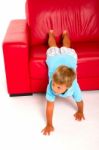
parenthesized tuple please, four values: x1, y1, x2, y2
(25, 0, 99, 45)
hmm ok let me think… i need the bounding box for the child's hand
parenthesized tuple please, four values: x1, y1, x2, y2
(74, 111, 85, 121)
(41, 125, 54, 135)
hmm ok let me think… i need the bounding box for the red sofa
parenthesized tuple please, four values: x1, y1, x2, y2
(3, 0, 99, 96)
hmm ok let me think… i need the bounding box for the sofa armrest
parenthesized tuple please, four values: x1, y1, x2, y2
(2, 19, 32, 95)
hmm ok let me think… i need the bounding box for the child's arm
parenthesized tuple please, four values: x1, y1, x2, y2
(42, 79, 55, 135)
(72, 80, 85, 121)
(41, 101, 54, 135)
(74, 101, 85, 121)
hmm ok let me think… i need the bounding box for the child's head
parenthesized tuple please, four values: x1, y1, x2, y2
(52, 65, 76, 94)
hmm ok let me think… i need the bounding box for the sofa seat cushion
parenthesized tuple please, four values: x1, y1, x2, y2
(29, 42, 99, 79)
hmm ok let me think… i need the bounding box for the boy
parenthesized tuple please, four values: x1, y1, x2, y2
(42, 30, 85, 135)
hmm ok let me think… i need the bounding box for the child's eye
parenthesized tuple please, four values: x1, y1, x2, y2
(57, 87, 61, 89)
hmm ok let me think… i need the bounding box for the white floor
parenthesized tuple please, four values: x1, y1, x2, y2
(0, 76, 99, 150)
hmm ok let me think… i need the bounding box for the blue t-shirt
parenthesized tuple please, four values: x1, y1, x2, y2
(46, 53, 82, 102)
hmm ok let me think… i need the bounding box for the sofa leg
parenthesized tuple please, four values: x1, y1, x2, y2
(10, 93, 33, 97)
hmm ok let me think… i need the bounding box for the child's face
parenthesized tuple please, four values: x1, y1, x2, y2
(52, 80, 67, 94)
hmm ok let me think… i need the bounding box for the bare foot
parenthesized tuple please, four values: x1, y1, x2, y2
(49, 29, 54, 33)
(62, 30, 71, 47)
(62, 30, 68, 38)
(49, 29, 55, 37)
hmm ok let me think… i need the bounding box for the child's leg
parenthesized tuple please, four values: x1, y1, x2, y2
(48, 30, 57, 47)
(62, 30, 71, 48)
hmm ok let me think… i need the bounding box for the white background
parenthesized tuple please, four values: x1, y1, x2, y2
(0, 1, 99, 150)
(0, 0, 26, 92)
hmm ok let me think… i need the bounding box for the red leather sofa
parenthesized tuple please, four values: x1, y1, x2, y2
(3, 0, 99, 96)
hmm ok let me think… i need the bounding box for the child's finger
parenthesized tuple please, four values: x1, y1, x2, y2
(83, 115, 85, 120)
(43, 130, 47, 135)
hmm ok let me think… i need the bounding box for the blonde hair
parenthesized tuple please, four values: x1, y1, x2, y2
(52, 65, 76, 88)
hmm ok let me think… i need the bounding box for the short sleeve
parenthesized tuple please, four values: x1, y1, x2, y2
(46, 81, 55, 102)
(46, 57, 56, 79)
(72, 80, 83, 102)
